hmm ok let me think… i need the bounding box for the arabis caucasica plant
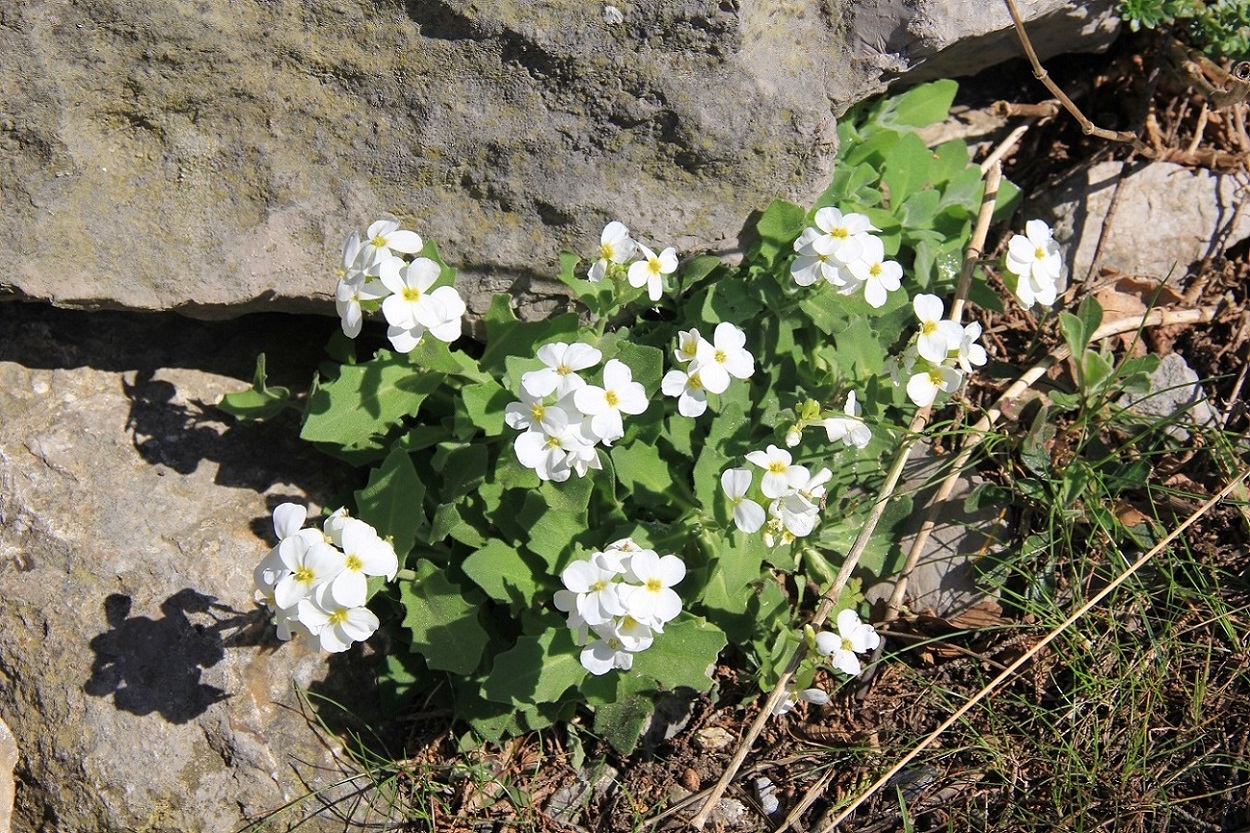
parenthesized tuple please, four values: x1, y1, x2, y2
(225, 79, 1052, 749)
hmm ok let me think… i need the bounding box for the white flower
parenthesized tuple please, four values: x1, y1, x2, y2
(811, 207, 877, 263)
(588, 221, 636, 281)
(691, 322, 754, 394)
(771, 686, 830, 716)
(296, 584, 381, 653)
(580, 627, 637, 675)
(335, 272, 388, 339)
(361, 219, 424, 264)
(889, 346, 918, 388)
(847, 235, 903, 309)
(272, 503, 308, 542)
(514, 406, 593, 482)
(771, 492, 819, 538)
(378, 257, 448, 332)
(721, 467, 766, 533)
(815, 609, 882, 676)
(790, 227, 852, 287)
(745, 444, 807, 499)
(956, 321, 988, 374)
(1004, 219, 1063, 309)
(572, 358, 649, 445)
(627, 244, 678, 302)
(505, 387, 558, 434)
(322, 507, 352, 547)
(554, 551, 628, 628)
(912, 294, 965, 363)
(620, 550, 686, 629)
(673, 328, 704, 365)
(661, 367, 709, 417)
(522, 342, 603, 399)
(327, 518, 399, 608)
(273, 532, 344, 610)
(906, 364, 964, 408)
(821, 391, 871, 449)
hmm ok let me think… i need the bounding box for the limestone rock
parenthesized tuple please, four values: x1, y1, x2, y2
(0, 304, 381, 832)
(1039, 161, 1250, 282)
(0, 718, 15, 833)
(0, 0, 1116, 320)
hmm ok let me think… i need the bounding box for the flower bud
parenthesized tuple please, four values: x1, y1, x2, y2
(785, 426, 802, 447)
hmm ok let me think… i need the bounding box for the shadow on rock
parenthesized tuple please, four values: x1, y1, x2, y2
(84, 589, 270, 724)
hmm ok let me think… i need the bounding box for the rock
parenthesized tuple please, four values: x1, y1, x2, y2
(866, 441, 1007, 619)
(546, 764, 618, 824)
(0, 0, 1116, 320)
(1119, 352, 1219, 441)
(1039, 161, 1250, 283)
(0, 718, 15, 833)
(0, 303, 386, 832)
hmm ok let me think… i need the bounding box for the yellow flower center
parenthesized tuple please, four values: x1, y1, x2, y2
(928, 369, 945, 385)
(329, 609, 349, 625)
(371, 235, 388, 249)
(921, 321, 938, 335)
(714, 349, 727, 364)
(605, 390, 619, 408)
(345, 554, 362, 572)
(530, 403, 545, 421)
(868, 263, 882, 278)
(842, 637, 854, 653)
(545, 435, 563, 449)
(294, 567, 314, 584)
(646, 577, 663, 593)
(830, 227, 848, 240)
(688, 373, 704, 391)
(402, 286, 422, 303)
(599, 242, 615, 260)
(1034, 246, 1046, 260)
(591, 579, 607, 593)
(647, 257, 662, 275)
(768, 461, 787, 475)
(556, 363, 572, 376)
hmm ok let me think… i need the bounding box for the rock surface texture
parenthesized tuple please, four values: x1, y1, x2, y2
(0, 0, 1116, 319)
(0, 305, 377, 832)
(1040, 160, 1250, 282)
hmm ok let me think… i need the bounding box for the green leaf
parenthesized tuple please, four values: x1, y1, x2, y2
(882, 132, 933, 207)
(480, 294, 580, 374)
(754, 199, 806, 266)
(301, 351, 443, 451)
(680, 254, 723, 294)
(461, 538, 542, 604)
(483, 628, 587, 705)
(630, 615, 727, 692)
(217, 353, 291, 420)
(354, 447, 425, 560)
(897, 188, 942, 231)
(611, 341, 665, 397)
(401, 560, 491, 674)
(700, 532, 768, 618)
(460, 378, 512, 436)
(693, 403, 751, 511)
(433, 443, 489, 503)
(593, 692, 655, 756)
(879, 79, 958, 128)
(429, 502, 487, 548)
(406, 338, 491, 383)
(816, 494, 914, 580)
(611, 441, 675, 509)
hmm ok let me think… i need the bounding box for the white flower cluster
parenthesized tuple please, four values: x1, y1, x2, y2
(660, 323, 755, 417)
(253, 503, 398, 653)
(891, 293, 987, 408)
(506, 345, 649, 481)
(721, 445, 832, 547)
(790, 207, 902, 309)
(586, 221, 677, 302)
(1003, 219, 1063, 310)
(553, 538, 686, 675)
(334, 219, 467, 354)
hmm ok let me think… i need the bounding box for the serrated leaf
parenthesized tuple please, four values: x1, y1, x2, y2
(460, 378, 512, 436)
(433, 443, 489, 503)
(610, 341, 665, 397)
(611, 440, 674, 509)
(401, 560, 491, 674)
(882, 131, 934, 207)
(594, 692, 655, 756)
(354, 447, 425, 560)
(301, 351, 443, 450)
